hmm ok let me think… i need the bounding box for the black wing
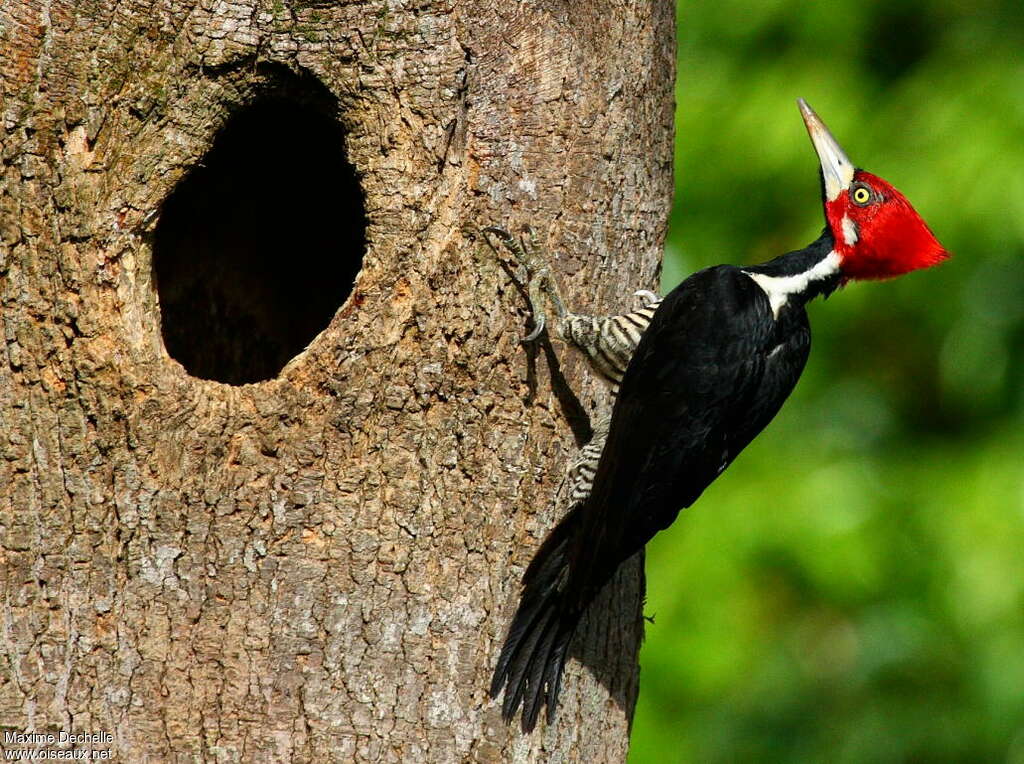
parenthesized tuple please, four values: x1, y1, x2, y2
(564, 265, 812, 605)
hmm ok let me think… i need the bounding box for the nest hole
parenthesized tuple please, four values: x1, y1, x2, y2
(153, 96, 366, 385)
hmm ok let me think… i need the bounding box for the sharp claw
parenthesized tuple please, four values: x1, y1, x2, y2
(482, 225, 532, 269)
(523, 267, 551, 341)
(522, 314, 545, 343)
(483, 225, 512, 241)
(633, 289, 660, 306)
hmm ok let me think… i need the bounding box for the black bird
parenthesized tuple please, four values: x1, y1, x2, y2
(490, 99, 949, 731)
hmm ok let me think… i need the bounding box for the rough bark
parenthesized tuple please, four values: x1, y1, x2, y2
(0, 0, 674, 761)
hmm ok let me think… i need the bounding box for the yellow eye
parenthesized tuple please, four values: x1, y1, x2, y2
(852, 186, 872, 205)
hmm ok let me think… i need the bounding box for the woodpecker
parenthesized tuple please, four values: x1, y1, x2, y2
(487, 99, 949, 732)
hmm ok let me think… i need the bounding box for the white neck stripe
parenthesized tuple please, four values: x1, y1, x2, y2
(743, 250, 842, 318)
(841, 215, 858, 246)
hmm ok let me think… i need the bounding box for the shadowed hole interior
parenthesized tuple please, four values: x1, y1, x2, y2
(153, 97, 365, 385)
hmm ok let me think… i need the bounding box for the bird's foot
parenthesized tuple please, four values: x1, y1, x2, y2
(483, 225, 568, 342)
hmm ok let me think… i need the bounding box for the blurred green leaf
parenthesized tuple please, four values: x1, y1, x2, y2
(630, 1, 1024, 761)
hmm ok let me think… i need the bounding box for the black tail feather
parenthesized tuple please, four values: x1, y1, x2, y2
(504, 605, 557, 723)
(543, 629, 573, 725)
(518, 605, 563, 729)
(490, 506, 585, 732)
(489, 574, 558, 697)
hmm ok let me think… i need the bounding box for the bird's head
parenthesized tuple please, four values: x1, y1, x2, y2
(798, 98, 949, 281)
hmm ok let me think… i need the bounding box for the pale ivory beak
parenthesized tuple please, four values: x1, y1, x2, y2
(798, 98, 855, 202)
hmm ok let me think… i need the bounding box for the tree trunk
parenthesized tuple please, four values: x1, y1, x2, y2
(0, 1, 674, 761)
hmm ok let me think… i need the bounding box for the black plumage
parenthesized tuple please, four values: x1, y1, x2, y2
(491, 229, 842, 731)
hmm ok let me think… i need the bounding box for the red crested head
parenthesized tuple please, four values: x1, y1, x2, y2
(824, 170, 949, 280)
(798, 99, 950, 281)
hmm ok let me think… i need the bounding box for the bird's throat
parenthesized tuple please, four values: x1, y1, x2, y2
(743, 229, 842, 318)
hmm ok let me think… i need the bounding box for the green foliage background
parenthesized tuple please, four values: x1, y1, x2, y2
(629, 1, 1024, 761)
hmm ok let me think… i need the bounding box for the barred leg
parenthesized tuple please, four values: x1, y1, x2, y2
(559, 295, 661, 389)
(565, 413, 611, 508)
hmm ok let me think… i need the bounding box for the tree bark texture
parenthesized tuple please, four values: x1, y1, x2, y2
(0, 1, 674, 761)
